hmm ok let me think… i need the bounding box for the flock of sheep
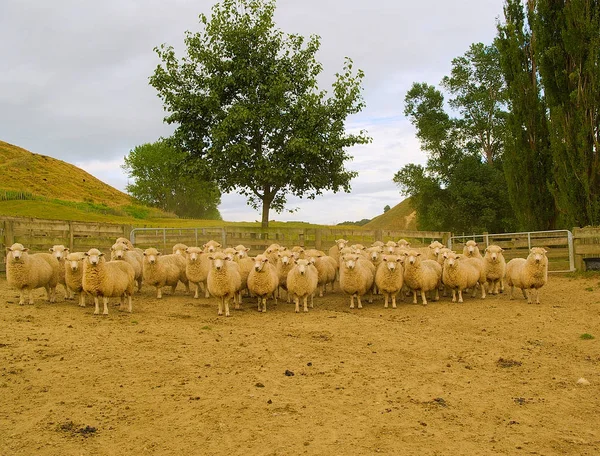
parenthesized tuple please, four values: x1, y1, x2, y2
(4, 237, 549, 316)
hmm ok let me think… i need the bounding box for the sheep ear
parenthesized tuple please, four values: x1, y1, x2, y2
(49, 248, 53, 252)
(382, 256, 388, 262)
(208, 255, 214, 260)
(99, 252, 104, 257)
(65, 248, 69, 252)
(156, 252, 161, 255)
(84, 252, 89, 257)
(416, 252, 421, 256)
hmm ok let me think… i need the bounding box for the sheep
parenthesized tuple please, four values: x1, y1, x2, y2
(483, 245, 506, 295)
(463, 240, 483, 259)
(328, 239, 348, 264)
(442, 251, 487, 303)
(287, 258, 319, 312)
(49, 245, 72, 300)
(110, 243, 143, 291)
(264, 243, 283, 265)
(375, 254, 404, 308)
(291, 245, 305, 259)
(172, 243, 188, 255)
(64, 252, 88, 307)
(185, 246, 207, 299)
(403, 250, 442, 305)
(233, 245, 254, 297)
(397, 239, 411, 249)
(306, 252, 337, 297)
(203, 240, 222, 254)
(506, 247, 548, 304)
(82, 248, 135, 315)
(115, 237, 144, 256)
(276, 249, 295, 301)
(339, 253, 374, 309)
(383, 240, 398, 255)
(247, 254, 279, 312)
(142, 248, 189, 298)
(371, 240, 384, 248)
(206, 251, 242, 316)
(6, 243, 59, 305)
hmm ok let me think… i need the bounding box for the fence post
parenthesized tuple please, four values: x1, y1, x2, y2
(315, 229, 322, 250)
(68, 221, 74, 251)
(5, 220, 14, 247)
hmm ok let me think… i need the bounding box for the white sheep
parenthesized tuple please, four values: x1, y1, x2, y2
(483, 245, 506, 294)
(6, 243, 59, 305)
(82, 248, 135, 315)
(142, 248, 189, 298)
(110, 243, 143, 291)
(203, 240, 222, 254)
(172, 243, 188, 255)
(383, 240, 398, 255)
(463, 240, 483, 259)
(397, 239, 411, 249)
(339, 253, 375, 309)
(207, 251, 242, 317)
(233, 245, 254, 298)
(49, 244, 72, 300)
(328, 239, 348, 264)
(64, 251, 88, 307)
(403, 249, 442, 305)
(115, 237, 144, 256)
(247, 254, 279, 312)
(375, 254, 404, 308)
(287, 258, 319, 313)
(506, 247, 548, 304)
(306, 252, 337, 297)
(185, 246, 207, 299)
(264, 243, 283, 265)
(442, 251, 486, 303)
(276, 249, 295, 302)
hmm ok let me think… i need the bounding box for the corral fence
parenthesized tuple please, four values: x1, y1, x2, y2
(448, 230, 575, 273)
(130, 227, 451, 256)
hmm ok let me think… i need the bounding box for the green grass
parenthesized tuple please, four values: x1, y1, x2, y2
(580, 333, 595, 340)
(363, 198, 417, 231)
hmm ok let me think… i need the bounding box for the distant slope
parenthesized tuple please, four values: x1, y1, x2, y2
(0, 140, 132, 207)
(364, 198, 417, 231)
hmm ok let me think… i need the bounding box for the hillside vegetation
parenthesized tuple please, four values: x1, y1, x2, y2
(363, 198, 417, 231)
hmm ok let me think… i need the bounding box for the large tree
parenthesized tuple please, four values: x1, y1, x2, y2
(123, 140, 222, 220)
(534, 0, 600, 227)
(496, 0, 556, 231)
(394, 44, 517, 234)
(150, 0, 370, 228)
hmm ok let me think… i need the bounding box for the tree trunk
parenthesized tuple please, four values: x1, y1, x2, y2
(261, 199, 270, 229)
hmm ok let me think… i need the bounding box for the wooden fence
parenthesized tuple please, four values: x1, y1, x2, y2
(4, 215, 600, 272)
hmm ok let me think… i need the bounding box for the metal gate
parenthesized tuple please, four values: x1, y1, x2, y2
(448, 230, 575, 273)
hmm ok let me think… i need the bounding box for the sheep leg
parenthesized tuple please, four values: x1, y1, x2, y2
(261, 297, 267, 313)
(434, 287, 439, 301)
(79, 292, 86, 307)
(94, 296, 100, 315)
(102, 297, 109, 315)
(521, 288, 528, 300)
(303, 296, 308, 312)
(509, 285, 515, 300)
(224, 296, 230, 317)
(193, 283, 199, 299)
(384, 294, 389, 308)
(217, 297, 223, 316)
(420, 290, 428, 306)
(319, 284, 324, 298)
(257, 297, 261, 312)
(27, 289, 34, 305)
(368, 290, 373, 304)
(350, 295, 355, 309)
(392, 293, 397, 309)
(127, 294, 132, 313)
(525, 289, 532, 304)
(452, 290, 457, 303)
(204, 281, 210, 298)
(534, 288, 540, 304)
(310, 293, 314, 308)
(157, 287, 162, 299)
(480, 282, 486, 299)
(471, 285, 477, 298)
(458, 289, 463, 303)
(171, 285, 177, 295)
(294, 297, 300, 313)
(64, 284, 73, 300)
(412, 291, 418, 305)
(137, 278, 143, 292)
(500, 278, 505, 293)
(357, 295, 363, 309)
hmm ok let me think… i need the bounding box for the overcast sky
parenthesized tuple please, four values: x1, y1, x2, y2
(0, 0, 505, 224)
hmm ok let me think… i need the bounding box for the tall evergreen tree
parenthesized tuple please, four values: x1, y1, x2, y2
(534, 0, 600, 227)
(496, 0, 556, 230)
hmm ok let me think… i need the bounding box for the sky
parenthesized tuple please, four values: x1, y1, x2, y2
(0, 0, 505, 224)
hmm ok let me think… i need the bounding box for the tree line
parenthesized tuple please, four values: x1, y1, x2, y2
(395, 0, 600, 233)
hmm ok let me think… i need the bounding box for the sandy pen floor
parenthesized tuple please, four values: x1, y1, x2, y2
(1, 272, 599, 455)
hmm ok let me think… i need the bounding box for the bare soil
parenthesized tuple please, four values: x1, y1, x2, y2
(1, 273, 599, 455)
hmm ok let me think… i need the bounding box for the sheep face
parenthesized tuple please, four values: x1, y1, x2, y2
(143, 248, 161, 264)
(384, 241, 397, 254)
(383, 255, 401, 271)
(203, 240, 221, 253)
(405, 250, 422, 266)
(186, 247, 203, 262)
(253, 255, 270, 272)
(529, 247, 547, 264)
(429, 241, 444, 258)
(484, 245, 503, 262)
(209, 252, 227, 271)
(50, 245, 69, 261)
(296, 259, 309, 275)
(7, 243, 28, 261)
(369, 247, 382, 262)
(265, 244, 281, 255)
(234, 245, 250, 258)
(342, 254, 360, 270)
(68, 258, 81, 272)
(465, 240, 478, 254)
(335, 239, 348, 250)
(278, 251, 292, 265)
(84, 249, 104, 266)
(111, 244, 128, 260)
(444, 251, 459, 268)
(397, 239, 410, 249)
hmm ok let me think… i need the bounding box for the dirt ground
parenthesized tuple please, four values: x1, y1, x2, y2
(1, 272, 599, 456)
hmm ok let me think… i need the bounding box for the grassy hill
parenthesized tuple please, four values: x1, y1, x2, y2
(0, 140, 173, 222)
(363, 198, 417, 231)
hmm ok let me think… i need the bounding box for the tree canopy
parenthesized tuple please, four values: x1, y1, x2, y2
(150, 0, 370, 227)
(122, 139, 221, 220)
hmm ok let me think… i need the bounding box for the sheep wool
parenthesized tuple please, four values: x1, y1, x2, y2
(506, 247, 548, 304)
(247, 254, 279, 312)
(142, 248, 189, 298)
(287, 259, 319, 312)
(49, 244, 72, 299)
(110, 243, 143, 291)
(483, 245, 506, 295)
(65, 252, 87, 307)
(82, 248, 135, 315)
(442, 251, 486, 303)
(403, 250, 442, 305)
(6, 243, 59, 305)
(339, 253, 374, 309)
(375, 254, 404, 308)
(207, 251, 242, 317)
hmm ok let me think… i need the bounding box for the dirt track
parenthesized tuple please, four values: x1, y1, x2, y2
(1, 273, 599, 455)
